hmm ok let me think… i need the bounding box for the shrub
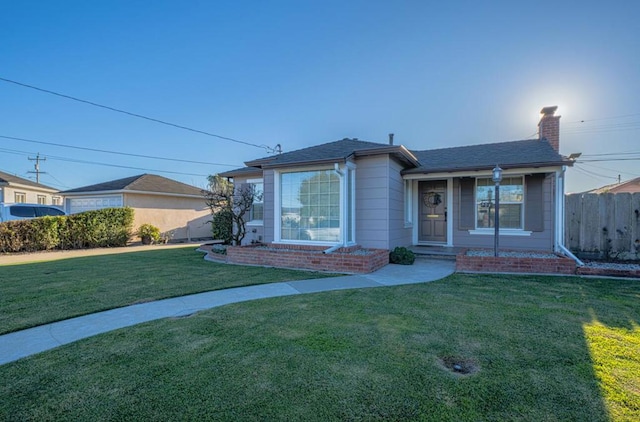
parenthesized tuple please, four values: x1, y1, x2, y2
(389, 246, 416, 265)
(211, 208, 233, 245)
(0, 207, 134, 253)
(137, 223, 161, 244)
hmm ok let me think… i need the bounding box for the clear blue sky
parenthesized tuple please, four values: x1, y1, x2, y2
(1, 0, 638, 193)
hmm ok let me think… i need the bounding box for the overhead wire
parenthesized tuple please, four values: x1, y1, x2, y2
(563, 112, 640, 124)
(0, 76, 279, 154)
(0, 134, 241, 167)
(577, 162, 640, 179)
(0, 147, 210, 178)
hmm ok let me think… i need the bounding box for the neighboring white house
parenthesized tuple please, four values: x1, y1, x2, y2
(61, 174, 212, 241)
(0, 170, 62, 206)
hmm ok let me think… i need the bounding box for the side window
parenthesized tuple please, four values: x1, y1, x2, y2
(248, 180, 264, 223)
(10, 206, 36, 218)
(35, 207, 65, 217)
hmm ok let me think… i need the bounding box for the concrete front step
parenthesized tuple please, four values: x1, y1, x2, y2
(409, 246, 462, 261)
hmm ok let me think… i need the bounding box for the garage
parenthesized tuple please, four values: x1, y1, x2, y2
(66, 195, 123, 214)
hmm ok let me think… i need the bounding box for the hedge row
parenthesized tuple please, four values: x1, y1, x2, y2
(0, 207, 134, 253)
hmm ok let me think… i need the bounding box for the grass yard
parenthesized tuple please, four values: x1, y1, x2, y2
(1, 273, 638, 421)
(0, 246, 336, 335)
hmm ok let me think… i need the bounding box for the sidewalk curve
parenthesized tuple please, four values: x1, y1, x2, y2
(0, 258, 455, 365)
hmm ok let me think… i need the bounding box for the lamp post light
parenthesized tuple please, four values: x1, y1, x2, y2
(492, 165, 503, 257)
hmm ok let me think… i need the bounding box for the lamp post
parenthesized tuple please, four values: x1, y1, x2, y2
(492, 165, 503, 257)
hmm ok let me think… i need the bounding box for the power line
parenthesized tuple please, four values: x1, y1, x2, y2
(0, 148, 210, 178)
(564, 112, 640, 124)
(0, 135, 241, 167)
(0, 76, 279, 153)
(572, 165, 616, 181)
(577, 158, 640, 163)
(578, 162, 640, 179)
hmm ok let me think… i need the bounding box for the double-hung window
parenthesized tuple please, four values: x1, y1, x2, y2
(247, 179, 263, 224)
(14, 192, 26, 203)
(476, 176, 524, 229)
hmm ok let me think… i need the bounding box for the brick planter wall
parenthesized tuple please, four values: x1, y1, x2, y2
(222, 243, 389, 274)
(576, 266, 640, 278)
(456, 251, 577, 275)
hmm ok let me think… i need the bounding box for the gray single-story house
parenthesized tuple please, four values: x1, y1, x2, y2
(221, 106, 576, 254)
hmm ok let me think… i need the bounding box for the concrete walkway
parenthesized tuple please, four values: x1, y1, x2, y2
(0, 257, 455, 366)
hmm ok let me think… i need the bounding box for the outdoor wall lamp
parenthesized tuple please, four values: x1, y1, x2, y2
(492, 165, 502, 257)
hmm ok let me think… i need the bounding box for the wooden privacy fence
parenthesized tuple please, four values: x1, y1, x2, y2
(565, 193, 640, 260)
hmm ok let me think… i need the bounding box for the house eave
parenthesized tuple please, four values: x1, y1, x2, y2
(352, 145, 420, 168)
(402, 160, 571, 177)
(2, 182, 59, 194)
(402, 164, 567, 180)
(61, 189, 205, 199)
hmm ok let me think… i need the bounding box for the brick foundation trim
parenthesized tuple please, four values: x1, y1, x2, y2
(456, 251, 576, 275)
(576, 266, 640, 278)
(219, 243, 389, 274)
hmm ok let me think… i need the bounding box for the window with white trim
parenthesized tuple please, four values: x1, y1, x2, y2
(280, 169, 340, 242)
(247, 180, 263, 223)
(404, 179, 413, 227)
(14, 192, 26, 203)
(37, 195, 47, 204)
(476, 176, 524, 229)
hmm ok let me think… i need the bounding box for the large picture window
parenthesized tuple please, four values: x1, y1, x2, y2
(280, 170, 340, 242)
(476, 176, 523, 229)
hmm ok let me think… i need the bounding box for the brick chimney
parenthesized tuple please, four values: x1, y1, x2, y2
(538, 105, 560, 152)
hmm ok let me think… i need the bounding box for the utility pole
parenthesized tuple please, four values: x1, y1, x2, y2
(27, 153, 46, 184)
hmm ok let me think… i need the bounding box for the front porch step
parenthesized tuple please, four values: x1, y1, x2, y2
(408, 246, 462, 261)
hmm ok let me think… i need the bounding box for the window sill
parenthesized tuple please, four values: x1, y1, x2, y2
(468, 229, 532, 237)
(246, 221, 263, 226)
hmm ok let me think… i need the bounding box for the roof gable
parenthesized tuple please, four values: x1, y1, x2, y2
(245, 138, 418, 169)
(62, 174, 204, 196)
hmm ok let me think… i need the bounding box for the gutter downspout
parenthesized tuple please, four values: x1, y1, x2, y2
(555, 167, 584, 266)
(324, 163, 345, 254)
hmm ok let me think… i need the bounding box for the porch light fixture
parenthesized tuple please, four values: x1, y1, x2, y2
(492, 165, 502, 257)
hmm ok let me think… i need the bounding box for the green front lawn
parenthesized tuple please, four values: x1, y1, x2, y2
(1, 274, 638, 421)
(0, 247, 335, 335)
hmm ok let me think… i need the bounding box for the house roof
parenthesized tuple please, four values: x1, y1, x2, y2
(218, 166, 263, 178)
(61, 174, 204, 197)
(222, 137, 570, 178)
(0, 170, 58, 191)
(583, 177, 640, 194)
(244, 138, 419, 169)
(404, 138, 570, 174)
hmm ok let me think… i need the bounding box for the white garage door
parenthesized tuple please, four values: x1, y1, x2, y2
(68, 196, 123, 214)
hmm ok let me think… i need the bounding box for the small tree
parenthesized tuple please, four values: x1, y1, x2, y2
(203, 174, 260, 246)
